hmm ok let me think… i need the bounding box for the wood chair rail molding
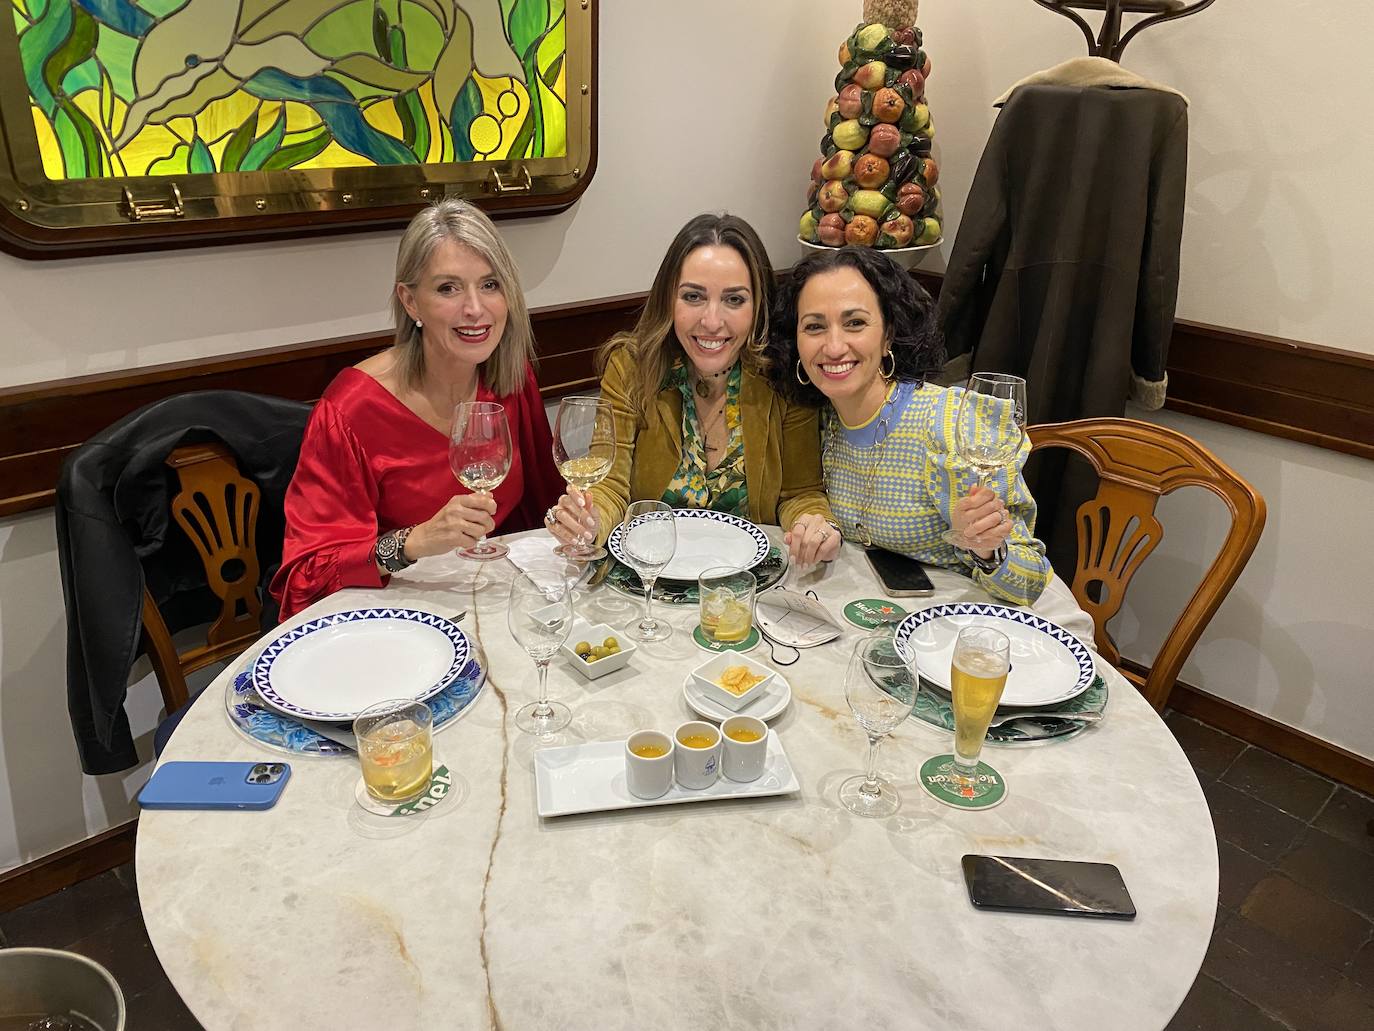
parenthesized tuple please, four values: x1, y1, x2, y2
(1, 273, 1372, 518)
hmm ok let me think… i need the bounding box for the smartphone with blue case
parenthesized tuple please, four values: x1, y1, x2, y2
(138, 761, 291, 811)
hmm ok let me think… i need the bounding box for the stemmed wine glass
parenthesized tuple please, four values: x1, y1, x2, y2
(941, 373, 1027, 551)
(449, 401, 512, 561)
(839, 631, 918, 818)
(552, 396, 617, 561)
(506, 567, 576, 735)
(620, 501, 676, 643)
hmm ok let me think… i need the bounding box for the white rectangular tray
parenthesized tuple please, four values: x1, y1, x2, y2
(534, 731, 800, 817)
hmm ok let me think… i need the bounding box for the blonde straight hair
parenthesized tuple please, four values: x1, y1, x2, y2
(598, 213, 774, 421)
(391, 199, 534, 397)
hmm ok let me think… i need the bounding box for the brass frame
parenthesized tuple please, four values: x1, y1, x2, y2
(0, 1, 598, 258)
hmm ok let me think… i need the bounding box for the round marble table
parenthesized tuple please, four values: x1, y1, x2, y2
(137, 530, 1217, 1031)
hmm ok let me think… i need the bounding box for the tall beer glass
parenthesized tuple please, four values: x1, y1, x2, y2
(950, 625, 1011, 778)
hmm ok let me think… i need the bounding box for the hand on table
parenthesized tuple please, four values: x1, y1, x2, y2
(949, 485, 1012, 558)
(784, 513, 843, 567)
(545, 486, 600, 547)
(405, 493, 498, 559)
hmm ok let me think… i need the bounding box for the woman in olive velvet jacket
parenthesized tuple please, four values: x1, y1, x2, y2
(544, 214, 839, 566)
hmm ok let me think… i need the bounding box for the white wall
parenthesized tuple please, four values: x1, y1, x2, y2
(2, 0, 1372, 874)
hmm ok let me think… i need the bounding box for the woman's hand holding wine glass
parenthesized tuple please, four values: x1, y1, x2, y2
(941, 373, 1027, 554)
(449, 401, 513, 561)
(548, 397, 616, 560)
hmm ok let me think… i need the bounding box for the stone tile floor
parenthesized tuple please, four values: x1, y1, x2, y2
(2, 712, 1371, 1030)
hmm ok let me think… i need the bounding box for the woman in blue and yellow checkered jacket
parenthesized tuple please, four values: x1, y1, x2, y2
(769, 247, 1050, 607)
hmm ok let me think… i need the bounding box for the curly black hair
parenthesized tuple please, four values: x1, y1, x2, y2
(766, 247, 945, 407)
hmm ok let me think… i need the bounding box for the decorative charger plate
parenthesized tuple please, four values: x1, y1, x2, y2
(226, 660, 486, 756)
(251, 608, 471, 722)
(912, 674, 1108, 745)
(893, 602, 1096, 709)
(606, 545, 788, 605)
(608, 509, 770, 582)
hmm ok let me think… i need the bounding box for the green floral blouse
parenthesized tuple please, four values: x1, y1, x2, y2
(660, 362, 748, 516)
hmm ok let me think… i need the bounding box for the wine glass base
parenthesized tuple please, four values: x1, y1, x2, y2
(555, 542, 606, 562)
(515, 700, 572, 736)
(839, 774, 902, 818)
(940, 529, 975, 551)
(458, 542, 509, 561)
(625, 618, 672, 643)
(918, 755, 1007, 811)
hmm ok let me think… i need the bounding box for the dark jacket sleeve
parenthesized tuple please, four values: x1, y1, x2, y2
(1132, 102, 1189, 403)
(936, 132, 1010, 361)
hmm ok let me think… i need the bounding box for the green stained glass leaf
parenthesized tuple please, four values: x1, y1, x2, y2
(330, 54, 429, 93)
(220, 109, 259, 172)
(147, 140, 189, 175)
(450, 75, 480, 161)
(94, 25, 137, 100)
(537, 12, 563, 86)
(432, 6, 473, 125)
(261, 124, 331, 170)
(305, 1, 385, 58)
(62, 58, 100, 95)
(239, 108, 287, 171)
(398, 0, 443, 71)
(537, 74, 564, 156)
(508, 0, 547, 59)
(371, 4, 389, 58)
(189, 136, 214, 173)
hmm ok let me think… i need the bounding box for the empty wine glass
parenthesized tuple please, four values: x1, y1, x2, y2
(552, 396, 617, 561)
(941, 373, 1027, 551)
(839, 631, 918, 818)
(507, 568, 576, 735)
(449, 401, 513, 561)
(620, 501, 676, 643)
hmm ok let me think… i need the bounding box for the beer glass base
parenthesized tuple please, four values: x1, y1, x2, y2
(515, 700, 571, 736)
(919, 754, 1008, 811)
(839, 774, 902, 818)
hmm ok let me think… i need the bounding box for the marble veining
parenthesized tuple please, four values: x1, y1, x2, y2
(137, 533, 1217, 1031)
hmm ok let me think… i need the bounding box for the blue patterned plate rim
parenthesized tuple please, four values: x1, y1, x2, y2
(606, 509, 770, 581)
(893, 602, 1096, 709)
(251, 607, 470, 722)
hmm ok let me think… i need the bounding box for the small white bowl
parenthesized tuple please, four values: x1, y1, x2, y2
(690, 651, 776, 712)
(563, 621, 635, 680)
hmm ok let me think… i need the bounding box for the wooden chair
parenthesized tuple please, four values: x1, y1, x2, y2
(1028, 418, 1265, 710)
(1032, 0, 1218, 62)
(140, 443, 263, 713)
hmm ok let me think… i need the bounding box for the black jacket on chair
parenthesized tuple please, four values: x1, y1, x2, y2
(56, 391, 310, 774)
(937, 84, 1187, 420)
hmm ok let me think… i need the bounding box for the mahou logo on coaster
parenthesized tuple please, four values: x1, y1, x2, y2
(919, 755, 1007, 811)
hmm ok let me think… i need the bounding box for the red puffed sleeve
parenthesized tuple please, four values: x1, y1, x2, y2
(270, 397, 386, 621)
(505, 364, 563, 531)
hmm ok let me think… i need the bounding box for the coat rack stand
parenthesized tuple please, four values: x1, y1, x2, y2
(1032, 0, 1217, 62)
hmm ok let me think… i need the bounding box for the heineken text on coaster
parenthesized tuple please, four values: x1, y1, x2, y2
(919, 755, 1007, 811)
(692, 624, 761, 653)
(843, 599, 909, 630)
(355, 762, 463, 817)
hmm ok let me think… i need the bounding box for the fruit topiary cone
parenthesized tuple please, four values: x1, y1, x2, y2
(799, 10, 943, 250)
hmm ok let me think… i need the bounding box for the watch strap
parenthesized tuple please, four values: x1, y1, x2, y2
(966, 544, 1007, 574)
(376, 525, 416, 573)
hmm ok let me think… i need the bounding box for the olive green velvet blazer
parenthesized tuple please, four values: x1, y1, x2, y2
(587, 347, 833, 544)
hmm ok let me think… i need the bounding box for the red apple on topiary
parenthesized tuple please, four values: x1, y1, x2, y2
(872, 88, 905, 124)
(866, 123, 901, 158)
(818, 180, 849, 213)
(853, 153, 890, 190)
(897, 69, 925, 98)
(837, 83, 864, 120)
(880, 214, 915, 247)
(817, 213, 846, 246)
(821, 150, 855, 181)
(920, 157, 939, 186)
(845, 215, 879, 247)
(853, 61, 887, 90)
(811, 158, 823, 183)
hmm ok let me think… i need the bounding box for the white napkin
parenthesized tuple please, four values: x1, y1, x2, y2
(505, 534, 564, 576)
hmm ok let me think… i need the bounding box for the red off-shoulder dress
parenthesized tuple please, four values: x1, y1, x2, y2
(271, 364, 562, 620)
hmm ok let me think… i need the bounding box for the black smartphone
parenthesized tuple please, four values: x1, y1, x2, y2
(962, 855, 1137, 920)
(864, 547, 935, 597)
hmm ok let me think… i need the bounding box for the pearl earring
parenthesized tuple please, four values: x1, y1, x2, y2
(414, 319, 423, 328)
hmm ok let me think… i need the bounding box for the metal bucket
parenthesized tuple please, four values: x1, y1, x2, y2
(0, 948, 126, 1031)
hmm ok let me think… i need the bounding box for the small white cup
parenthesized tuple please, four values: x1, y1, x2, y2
(673, 721, 722, 790)
(720, 715, 769, 782)
(625, 731, 674, 799)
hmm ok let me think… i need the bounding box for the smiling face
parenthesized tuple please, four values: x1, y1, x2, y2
(795, 267, 892, 425)
(397, 238, 509, 371)
(672, 245, 756, 379)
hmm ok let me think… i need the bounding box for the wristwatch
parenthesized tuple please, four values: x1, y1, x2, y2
(375, 525, 416, 573)
(966, 544, 1007, 574)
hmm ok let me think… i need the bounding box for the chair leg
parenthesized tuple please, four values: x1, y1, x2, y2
(141, 587, 190, 713)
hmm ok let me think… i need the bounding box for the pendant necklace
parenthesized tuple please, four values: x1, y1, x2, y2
(694, 366, 730, 399)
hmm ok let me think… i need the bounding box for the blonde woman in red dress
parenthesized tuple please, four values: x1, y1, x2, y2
(272, 201, 563, 620)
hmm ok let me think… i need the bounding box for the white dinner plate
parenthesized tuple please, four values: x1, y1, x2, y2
(608, 509, 770, 582)
(534, 731, 800, 817)
(251, 608, 470, 722)
(892, 603, 1096, 709)
(681, 669, 792, 723)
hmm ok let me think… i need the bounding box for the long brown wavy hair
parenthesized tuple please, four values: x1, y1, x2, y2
(599, 213, 774, 421)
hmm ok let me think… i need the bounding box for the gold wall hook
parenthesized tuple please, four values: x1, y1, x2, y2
(488, 167, 533, 194)
(120, 184, 184, 222)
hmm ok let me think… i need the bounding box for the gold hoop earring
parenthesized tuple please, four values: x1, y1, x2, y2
(880, 351, 896, 381)
(796, 358, 812, 386)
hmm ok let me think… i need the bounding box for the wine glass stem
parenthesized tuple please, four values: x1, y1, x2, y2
(533, 659, 552, 717)
(862, 734, 883, 794)
(640, 577, 656, 630)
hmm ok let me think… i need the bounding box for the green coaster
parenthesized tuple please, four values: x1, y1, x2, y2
(919, 755, 1007, 811)
(843, 599, 910, 630)
(355, 763, 460, 817)
(692, 624, 760, 653)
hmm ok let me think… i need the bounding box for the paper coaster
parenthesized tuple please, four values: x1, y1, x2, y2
(918, 755, 1007, 811)
(355, 762, 462, 817)
(691, 624, 761, 653)
(843, 599, 910, 630)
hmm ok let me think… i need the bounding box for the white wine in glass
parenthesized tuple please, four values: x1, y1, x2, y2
(450, 401, 513, 561)
(941, 373, 1027, 552)
(552, 396, 616, 561)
